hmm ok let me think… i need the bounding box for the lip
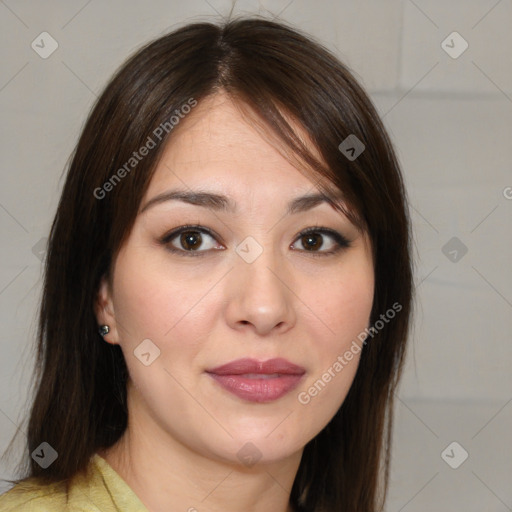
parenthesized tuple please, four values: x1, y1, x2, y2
(206, 358, 306, 403)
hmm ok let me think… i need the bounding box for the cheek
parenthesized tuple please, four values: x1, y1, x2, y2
(112, 247, 219, 344)
(305, 254, 374, 347)
(294, 255, 373, 417)
(111, 249, 225, 398)
(329, 277, 373, 325)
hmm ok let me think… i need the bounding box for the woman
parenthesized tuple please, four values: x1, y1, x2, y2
(0, 16, 413, 512)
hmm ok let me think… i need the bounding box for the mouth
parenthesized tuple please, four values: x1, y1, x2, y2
(205, 358, 306, 403)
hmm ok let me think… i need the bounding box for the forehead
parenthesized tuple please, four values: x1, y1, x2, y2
(145, 92, 329, 197)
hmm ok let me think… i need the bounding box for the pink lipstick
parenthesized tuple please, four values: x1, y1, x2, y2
(206, 358, 305, 403)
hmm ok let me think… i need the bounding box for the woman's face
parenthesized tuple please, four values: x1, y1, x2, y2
(97, 92, 374, 466)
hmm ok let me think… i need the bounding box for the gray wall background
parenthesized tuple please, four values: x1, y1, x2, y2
(1, 0, 511, 510)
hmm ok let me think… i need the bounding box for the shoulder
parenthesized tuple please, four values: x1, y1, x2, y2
(0, 454, 104, 512)
(0, 454, 148, 512)
(0, 478, 69, 511)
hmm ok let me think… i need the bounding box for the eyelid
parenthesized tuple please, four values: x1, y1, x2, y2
(290, 225, 351, 256)
(159, 224, 224, 256)
(159, 224, 351, 256)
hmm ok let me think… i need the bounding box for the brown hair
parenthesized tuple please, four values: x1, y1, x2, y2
(2, 15, 413, 512)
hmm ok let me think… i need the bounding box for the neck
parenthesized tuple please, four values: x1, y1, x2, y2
(98, 395, 301, 512)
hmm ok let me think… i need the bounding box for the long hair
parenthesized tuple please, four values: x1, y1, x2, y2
(2, 16, 413, 512)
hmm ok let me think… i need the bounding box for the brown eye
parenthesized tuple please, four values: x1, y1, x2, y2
(301, 233, 323, 251)
(180, 231, 202, 250)
(161, 225, 223, 256)
(291, 227, 351, 256)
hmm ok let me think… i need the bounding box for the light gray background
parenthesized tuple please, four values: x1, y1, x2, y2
(1, 0, 511, 510)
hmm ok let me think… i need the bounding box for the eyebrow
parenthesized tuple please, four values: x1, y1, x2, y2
(139, 188, 344, 215)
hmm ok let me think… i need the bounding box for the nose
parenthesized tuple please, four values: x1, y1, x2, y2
(224, 243, 297, 336)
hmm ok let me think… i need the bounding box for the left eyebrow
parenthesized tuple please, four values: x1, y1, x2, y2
(287, 192, 344, 215)
(139, 188, 344, 215)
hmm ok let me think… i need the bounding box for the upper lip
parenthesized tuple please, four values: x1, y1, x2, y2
(206, 358, 305, 376)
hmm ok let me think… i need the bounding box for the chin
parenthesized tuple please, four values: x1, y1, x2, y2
(196, 418, 312, 468)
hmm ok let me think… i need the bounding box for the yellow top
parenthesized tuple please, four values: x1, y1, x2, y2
(0, 453, 149, 511)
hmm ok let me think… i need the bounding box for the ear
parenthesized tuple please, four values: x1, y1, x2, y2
(94, 275, 119, 345)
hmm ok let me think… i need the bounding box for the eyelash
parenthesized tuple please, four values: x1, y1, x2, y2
(159, 223, 351, 258)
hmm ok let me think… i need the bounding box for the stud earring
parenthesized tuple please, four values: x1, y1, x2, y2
(98, 325, 110, 337)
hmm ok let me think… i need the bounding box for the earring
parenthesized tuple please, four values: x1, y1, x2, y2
(98, 325, 110, 337)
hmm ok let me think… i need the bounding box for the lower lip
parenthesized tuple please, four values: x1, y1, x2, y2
(207, 374, 304, 403)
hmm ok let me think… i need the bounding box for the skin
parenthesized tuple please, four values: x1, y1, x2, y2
(95, 92, 374, 512)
